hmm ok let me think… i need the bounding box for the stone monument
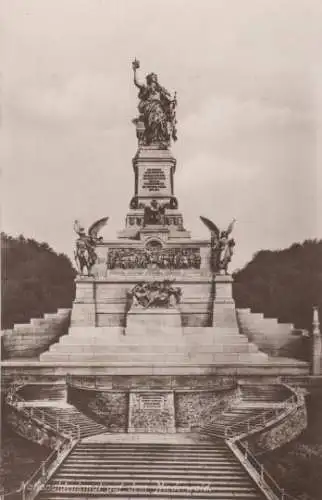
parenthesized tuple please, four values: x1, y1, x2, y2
(40, 61, 268, 369)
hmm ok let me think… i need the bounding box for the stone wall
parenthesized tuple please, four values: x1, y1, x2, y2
(175, 388, 238, 431)
(67, 382, 239, 433)
(68, 386, 128, 432)
(68, 375, 237, 391)
(244, 404, 307, 455)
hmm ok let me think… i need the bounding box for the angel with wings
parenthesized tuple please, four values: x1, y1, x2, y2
(200, 216, 236, 274)
(74, 218, 108, 275)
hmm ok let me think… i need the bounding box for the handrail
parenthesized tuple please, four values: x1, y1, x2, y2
(5, 390, 80, 440)
(231, 440, 299, 500)
(224, 386, 300, 439)
(22, 438, 76, 498)
(3, 383, 80, 500)
(3, 486, 23, 500)
(224, 385, 304, 500)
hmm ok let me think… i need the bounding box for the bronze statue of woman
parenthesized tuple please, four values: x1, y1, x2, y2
(132, 59, 177, 146)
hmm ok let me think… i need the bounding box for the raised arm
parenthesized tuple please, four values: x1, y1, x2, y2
(132, 59, 144, 89)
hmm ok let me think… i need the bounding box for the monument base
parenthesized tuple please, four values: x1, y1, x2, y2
(126, 307, 182, 336)
(213, 274, 238, 328)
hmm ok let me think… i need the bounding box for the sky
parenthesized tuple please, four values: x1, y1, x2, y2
(2, 0, 322, 270)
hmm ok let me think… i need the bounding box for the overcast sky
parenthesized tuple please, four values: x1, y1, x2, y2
(2, 0, 322, 269)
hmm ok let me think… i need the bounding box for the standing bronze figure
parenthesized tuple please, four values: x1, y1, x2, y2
(132, 59, 177, 147)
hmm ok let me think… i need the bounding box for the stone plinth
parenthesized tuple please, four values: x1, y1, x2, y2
(213, 274, 238, 328)
(126, 307, 182, 336)
(133, 147, 176, 203)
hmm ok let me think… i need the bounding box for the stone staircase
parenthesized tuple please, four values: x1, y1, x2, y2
(201, 407, 269, 439)
(200, 384, 291, 439)
(236, 308, 306, 357)
(1, 308, 71, 359)
(37, 441, 265, 499)
(36, 406, 108, 438)
(240, 384, 291, 402)
(39, 325, 268, 364)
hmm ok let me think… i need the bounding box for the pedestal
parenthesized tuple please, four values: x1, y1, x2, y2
(126, 307, 182, 336)
(70, 278, 96, 327)
(213, 274, 238, 328)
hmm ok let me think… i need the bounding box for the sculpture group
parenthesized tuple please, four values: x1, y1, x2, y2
(107, 247, 201, 270)
(128, 280, 182, 309)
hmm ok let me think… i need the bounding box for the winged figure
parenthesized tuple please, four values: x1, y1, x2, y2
(74, 217, 109, 275)
(200, 216, 236, 274)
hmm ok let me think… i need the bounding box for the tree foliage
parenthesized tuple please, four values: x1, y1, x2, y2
(234, 240, 322, 330)
(1, 233, 76, 329)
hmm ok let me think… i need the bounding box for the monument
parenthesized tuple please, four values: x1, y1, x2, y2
(39, 61, 307, 376)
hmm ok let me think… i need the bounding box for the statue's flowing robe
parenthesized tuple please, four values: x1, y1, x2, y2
(138, 87, 170, 143)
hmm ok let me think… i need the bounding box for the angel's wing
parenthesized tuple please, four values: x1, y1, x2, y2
(88, 217, 109, 239)
(74, 220, 82, 235)
(200, 216, 220, 239)
(226, 218, 236, 236)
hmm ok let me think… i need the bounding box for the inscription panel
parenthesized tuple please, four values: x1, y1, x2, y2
(138, 165, 171, 196)
(143, 168, 166, 191)
(139, 394, 165, 410)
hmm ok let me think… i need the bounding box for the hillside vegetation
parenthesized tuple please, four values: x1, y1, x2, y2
(262, 386, 322, 500)
(1, 233, 76, 329)
(234, 240, 322, 331)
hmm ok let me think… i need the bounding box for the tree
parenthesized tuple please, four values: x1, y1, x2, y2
(1, 233, 76, 329)
(234, 240, 322, 330)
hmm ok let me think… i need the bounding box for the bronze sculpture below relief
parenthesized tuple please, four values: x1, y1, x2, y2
(143, 199, 165, 225)
(132, 59, 177, 147)
(127, 280, 182, 309)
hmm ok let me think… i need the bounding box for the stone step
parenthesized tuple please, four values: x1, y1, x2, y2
(75, 445, 228, 451)
(66, 326, 241, 336)
(50, 476, 253, 485)
(39, 351, 268, 363)
(48, 343, 259, 354)
(4, 335, 63, 346)
(8, 327, 64, 337)
(74, 446, 228, 452)
(58, 467, 246, 475)
(67, 452, 236, 460)
(39, 439, 264, 500)
(57, 334, 251, 347)
(63, 457, 235, 465)
(39, 493, 260, 500)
